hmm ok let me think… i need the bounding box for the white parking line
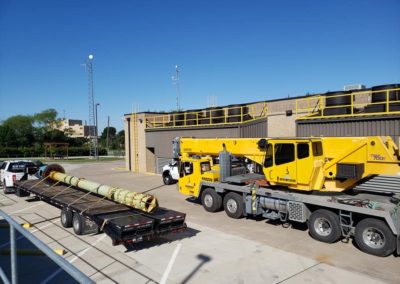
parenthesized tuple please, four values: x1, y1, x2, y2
(40, 234, 107, 284)
(10, 203, 43, 214)
(160, 243, 182, 284)
(0, 198, 14, 203)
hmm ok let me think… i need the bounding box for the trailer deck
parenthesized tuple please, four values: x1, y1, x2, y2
(14, 180, 186, 245)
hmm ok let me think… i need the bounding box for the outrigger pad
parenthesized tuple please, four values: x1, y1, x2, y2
(41, 163, 65, 183)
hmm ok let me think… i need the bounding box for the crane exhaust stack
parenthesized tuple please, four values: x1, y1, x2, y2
(42, 164, 158, 213)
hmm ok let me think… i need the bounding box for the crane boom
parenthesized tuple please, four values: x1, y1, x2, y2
(175, 136, 400, 193)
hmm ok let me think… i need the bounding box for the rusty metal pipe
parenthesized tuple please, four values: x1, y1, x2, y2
(42, 164, 158, 213)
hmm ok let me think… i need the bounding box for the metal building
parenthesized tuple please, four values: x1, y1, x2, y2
(124, 84, 400, 174)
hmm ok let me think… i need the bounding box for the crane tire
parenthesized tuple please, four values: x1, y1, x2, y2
(354, 218, 396, 257)
(201, 188, 222, 212)
(223, 192, 244, 219)
(308, 209, 341, 243)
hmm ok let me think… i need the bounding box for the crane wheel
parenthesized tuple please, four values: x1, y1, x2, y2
(308, 209, 341, 243)
(201, 188, 222, 212)
(223, 192, 244, 219)
(354, 218, 396, 257)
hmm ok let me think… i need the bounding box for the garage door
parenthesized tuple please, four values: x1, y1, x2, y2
(156, 157, 172, 174)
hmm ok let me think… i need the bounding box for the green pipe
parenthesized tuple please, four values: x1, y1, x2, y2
(43, 164, 158, 213)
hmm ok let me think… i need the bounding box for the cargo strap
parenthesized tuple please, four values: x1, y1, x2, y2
(16, 178, 33, 188)
(27, 175, 51, 190)
(66, 191, 93, 208)
(40, 181, 62, 194)
(100, 215, 131, 232)
(50, 184, 75, 200)
(80, 196, 108, 215)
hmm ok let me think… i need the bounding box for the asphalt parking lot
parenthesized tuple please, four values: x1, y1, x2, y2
(0, 160, 398, 283)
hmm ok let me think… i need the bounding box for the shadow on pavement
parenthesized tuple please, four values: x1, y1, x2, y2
(124, 226, 201, 252)
(181, 253, 212, 284)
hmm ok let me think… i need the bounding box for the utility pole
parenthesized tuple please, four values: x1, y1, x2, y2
(106, 115, 110, 153)
(95, 103, 100, 160)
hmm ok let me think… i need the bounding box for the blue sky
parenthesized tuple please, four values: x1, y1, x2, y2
(1, 0, 399, 131)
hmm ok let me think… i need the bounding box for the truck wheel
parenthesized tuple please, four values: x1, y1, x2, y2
(308, 209, 341, 243)
(223, 192, 244, 219)
(201, 188, 222, 212)
(72, 213, 84, 235)
(61, 208, 73, 228)
(354, 218, 396, 257)
(3, 180, 9, 194)
(163, 172, 172, 185)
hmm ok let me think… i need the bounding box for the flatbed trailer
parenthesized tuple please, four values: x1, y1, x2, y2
(198, 173, 400, 257)
(14, 180, 186, 245)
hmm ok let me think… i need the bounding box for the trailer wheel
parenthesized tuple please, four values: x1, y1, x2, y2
(354, 218, 396, 257)
(61, 209, 73, 228)
(308, 209, 341, 243)
(163, 172, 173, 185)
(72, 213, 84, 235)
(201, 188, 222, 212)
(223, 192, 244, 219)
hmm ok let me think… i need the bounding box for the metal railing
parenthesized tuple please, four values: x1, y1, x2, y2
(0, 209, 94, 284)
(296, 86, 400, 120)
(145, 102, 268, 129)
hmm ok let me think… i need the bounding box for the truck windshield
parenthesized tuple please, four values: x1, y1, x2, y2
(180, 161, 193, 177)
(200, 162, 211, 173)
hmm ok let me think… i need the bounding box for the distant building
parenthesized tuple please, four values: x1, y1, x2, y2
(83, 125, 97, 137)
(57, 119, 85, 137)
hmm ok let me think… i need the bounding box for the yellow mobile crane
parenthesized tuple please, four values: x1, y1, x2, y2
(172, 136, 400, 256)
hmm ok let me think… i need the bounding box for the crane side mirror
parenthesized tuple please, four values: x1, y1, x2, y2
(258, 139, 268, 149)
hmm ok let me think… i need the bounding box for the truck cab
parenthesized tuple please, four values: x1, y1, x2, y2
(179, 157, 219, 196)
(0, 160, 38, 193)
(162, 160, 179, 185)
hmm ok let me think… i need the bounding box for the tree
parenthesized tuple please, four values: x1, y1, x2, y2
(33, 108, 59, 129)
(43, 129, 67, 143)
(0, 124, 18, 147)
(0, 109, 94, 157)
(117, 130, 125, 148)
(99, 127, 117, 148)
(2, 115, 34, 147)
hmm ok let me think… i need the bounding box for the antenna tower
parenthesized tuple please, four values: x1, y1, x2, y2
(171, 65, 181, 111)
(85, 54, 97, 158)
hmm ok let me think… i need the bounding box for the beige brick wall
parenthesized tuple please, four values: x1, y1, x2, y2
(124, 113, 158, 173)
(266, 99, 299, 137)
(267, 114, 297, 137)
(124, 116, 130, 171)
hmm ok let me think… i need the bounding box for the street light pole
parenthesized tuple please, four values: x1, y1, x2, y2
(95, 103, 100, 160)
